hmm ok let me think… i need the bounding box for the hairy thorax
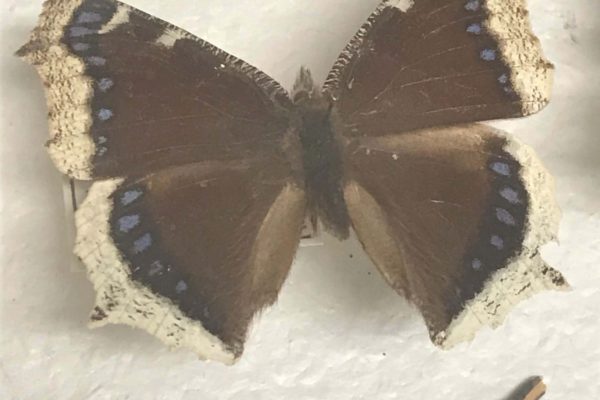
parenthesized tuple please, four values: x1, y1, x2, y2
(291, 68, 350, 239)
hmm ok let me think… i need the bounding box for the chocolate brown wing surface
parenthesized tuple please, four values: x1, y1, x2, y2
(76, 160, 305, 363)
(343, 124, 566, 347)
(325, 0, 553, 137)
(18, 0, 292, 179)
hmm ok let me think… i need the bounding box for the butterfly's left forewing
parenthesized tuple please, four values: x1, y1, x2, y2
(18, 0, 292, 179)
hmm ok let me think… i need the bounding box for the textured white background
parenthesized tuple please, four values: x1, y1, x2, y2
(1, 0, 599, 399)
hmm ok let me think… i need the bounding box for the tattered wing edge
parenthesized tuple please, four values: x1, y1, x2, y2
(322, 1, 388, 94)
(75, 179, 237, 365)
(112, 1, 292, 107)
(17, 0, 95, 180)
(435, 131, 568, 349)
(484, 0, 554, 115)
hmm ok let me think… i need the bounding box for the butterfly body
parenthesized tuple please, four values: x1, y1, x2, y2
(292, 68, 351, 239)
(19, 0, 568, 364)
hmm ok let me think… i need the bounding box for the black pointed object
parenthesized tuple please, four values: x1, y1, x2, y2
(18, 0, 567, 364)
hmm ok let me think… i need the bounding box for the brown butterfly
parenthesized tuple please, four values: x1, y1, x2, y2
(18, 0, 568, 364)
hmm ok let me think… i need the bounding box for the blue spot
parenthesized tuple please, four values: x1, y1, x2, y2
(496, 208, 516, 226)
(97, 108, 113, 121)
(76, 11, 103, 24)
(98, 78, 113, 92)
(480, 49, 497, 61)
(491, 161, 511, 176)
(97, 136, 107, 144)
(466, 23, 482, 35)
(69, 26, 96, 37)
(175, 280, 188, 294)
(465, 0, 480, 11)
(500, 187, 521, 204)
(118, 215, 140, 233)
(498, 74, 509, 84)
(491, 235, 504, 250)
(121, 189, 143, 206)
(97, 146, 107, 156)
(72, 42, 90, 52)
(148, 261, 165, 276)
(472, 259, 482, 270)
(132, 234, 152, 254)
(87, 56, 106, 66)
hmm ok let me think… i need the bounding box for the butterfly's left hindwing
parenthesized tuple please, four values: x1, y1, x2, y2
(76, 161, 305, 363)
(18, 0, 292, 179)
(343, 124, 567, 347)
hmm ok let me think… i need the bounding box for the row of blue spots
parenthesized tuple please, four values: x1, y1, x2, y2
(488, 161, 517, 251)
(470, 160, 524, 270)
(67, 9, 114, 157)
(68, 22, 107, 67)
(115, 187, 191, 298)
(464, 6, 515, 96)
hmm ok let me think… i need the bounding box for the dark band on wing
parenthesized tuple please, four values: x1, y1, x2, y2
(107, 181, 218, 335)
(107, 178, 254, 354)
(450, 136, 529, 318)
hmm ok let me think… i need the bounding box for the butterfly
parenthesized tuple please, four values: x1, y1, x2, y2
(18, 0, 568, 364)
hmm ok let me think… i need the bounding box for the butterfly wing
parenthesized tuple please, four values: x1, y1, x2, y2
(18, 0, 292, 179)
(77, 162, 305, 363)
(326, 0, 565, 347)
(325, 0, 553, 136)
(343, 124, 567, 348)
(20, 0, 305, 363)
